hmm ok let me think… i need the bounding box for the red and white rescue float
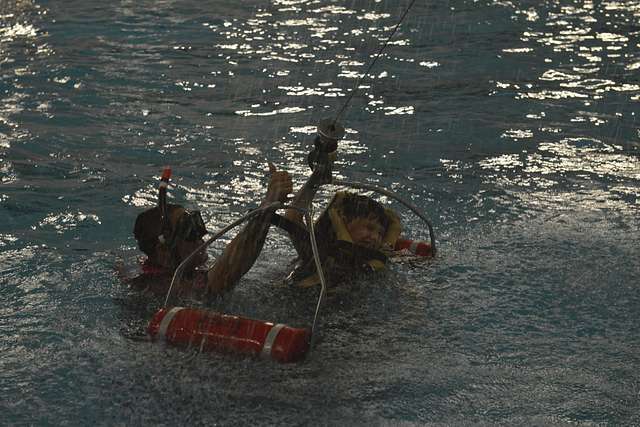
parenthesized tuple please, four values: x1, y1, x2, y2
(394, 238, 433, 257)
(148, 307, 311, 363)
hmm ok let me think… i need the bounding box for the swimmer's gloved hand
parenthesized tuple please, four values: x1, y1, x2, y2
(307, 136, 334, 185)
(307, 119, 345, 185)
(264, 162, 293, 206)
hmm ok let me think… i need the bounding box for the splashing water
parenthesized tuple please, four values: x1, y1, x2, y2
(1, 0, 639, 425)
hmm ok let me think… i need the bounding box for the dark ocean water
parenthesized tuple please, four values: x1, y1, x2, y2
(1, 0, 639, 425)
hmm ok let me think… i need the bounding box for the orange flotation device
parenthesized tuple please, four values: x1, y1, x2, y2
(148, 307, 311, 363)
(394, 238, 433, 257)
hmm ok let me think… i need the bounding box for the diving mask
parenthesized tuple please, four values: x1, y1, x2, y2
(174, 210, 207, 242)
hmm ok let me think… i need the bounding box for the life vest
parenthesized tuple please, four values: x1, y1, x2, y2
(280, 191, 402, 288)
(129, 260, 208, 294)
(326, 191, 402, 271)
(140, 260, 169, 276)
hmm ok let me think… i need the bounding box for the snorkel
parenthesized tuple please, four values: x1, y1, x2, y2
(154, 166, 209, 271)
(157, 166, 172, 246)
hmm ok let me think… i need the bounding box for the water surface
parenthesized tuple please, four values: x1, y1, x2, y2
(1, 0, 639, 425)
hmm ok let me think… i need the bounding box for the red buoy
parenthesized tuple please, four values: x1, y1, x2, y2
(394, 238, 433, 257)
(148, 307, 311, 363)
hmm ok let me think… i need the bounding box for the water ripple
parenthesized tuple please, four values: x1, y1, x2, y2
(1, 0, 639, 425)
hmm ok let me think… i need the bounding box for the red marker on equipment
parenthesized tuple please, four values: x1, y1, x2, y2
(161, 166, 172, 182)
(148, 307, 311, 363)
(160, 167, 172, 191)
(394, 238, 433, 257)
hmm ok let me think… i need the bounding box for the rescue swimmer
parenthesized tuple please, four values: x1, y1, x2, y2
(128, 121, 431, 299)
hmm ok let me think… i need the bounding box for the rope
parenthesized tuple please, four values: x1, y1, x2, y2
(333, 0, 419, 125)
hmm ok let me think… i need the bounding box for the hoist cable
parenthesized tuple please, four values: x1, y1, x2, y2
(333, 0, 419, 125)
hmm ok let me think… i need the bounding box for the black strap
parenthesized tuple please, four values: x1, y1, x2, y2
(335, 240, 387, 264)
(271, 213, 387, 264)
(270, 213, 309, 237)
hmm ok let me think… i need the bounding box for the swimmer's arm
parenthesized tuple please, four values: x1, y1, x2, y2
(206, 163, 292, 296)
(205, 208, 275, 295)
(284, 163, 330, 226)
(282, 162, 332, 261)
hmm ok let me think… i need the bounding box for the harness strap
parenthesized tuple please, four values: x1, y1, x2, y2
(270, 213, 308, 236)
(334, 240, 387, 264)
(270, 213, 388, 265)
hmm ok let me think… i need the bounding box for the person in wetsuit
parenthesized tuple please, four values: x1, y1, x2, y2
(128, 162, 292, 298)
